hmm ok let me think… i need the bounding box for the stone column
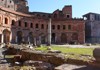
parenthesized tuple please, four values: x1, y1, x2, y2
(47, 18, 51, 46)
(1, 34, 3, 43)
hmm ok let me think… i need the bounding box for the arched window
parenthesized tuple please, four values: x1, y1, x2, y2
(36, 23, 39, 28)
(41, 24, 44, 29)
(30, 23, 33, 28)
(11, 20, 15, 26)
(37, 14, 41, 18)
(42, 15, 46, 18)
(57, 25, 60, 30)
(63, 25, 66, 30)
(18, 21, 21, 26)
(54, 14, 57, 18)
(67, 15, 70, 18)
(25, 22, 28, 27)
(52, 25, 55, 30)
(68, 25, 71, 30)
(5, 18, 8, 24)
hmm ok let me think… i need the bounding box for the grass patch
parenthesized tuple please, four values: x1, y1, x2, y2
(35, 46, 94, 56)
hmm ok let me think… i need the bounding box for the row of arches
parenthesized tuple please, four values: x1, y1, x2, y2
(0, 29, 11, 44)
(52, 33, 78, 44)
(16, 31, 79, 44)
(0, 29, 79, 44)
(0, 16, 15, 25)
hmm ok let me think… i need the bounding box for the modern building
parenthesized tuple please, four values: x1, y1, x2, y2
(0, 0, 85, 45)
(83, 12, 100, 43)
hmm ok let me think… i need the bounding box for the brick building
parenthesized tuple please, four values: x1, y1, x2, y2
(0, 0, 85, 44)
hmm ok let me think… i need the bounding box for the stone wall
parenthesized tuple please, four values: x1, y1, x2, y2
(4, 47, 89, 66)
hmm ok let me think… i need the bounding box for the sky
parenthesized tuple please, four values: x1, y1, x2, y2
(27, 0, 100, 18)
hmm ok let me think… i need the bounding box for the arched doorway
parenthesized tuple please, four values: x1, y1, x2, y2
(61, 33, 67, 43)
(51, 33, 56, 43)
(72, 33, 78, 42)
(3, 29, 11, 44)
(28, 32, 34, 44)
(17, 31, 23, 44)
(41, 35, 46, 44)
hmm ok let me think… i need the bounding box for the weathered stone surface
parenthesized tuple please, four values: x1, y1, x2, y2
(55, 64, 92, 70)
(93, 48, 100, 62)
(48, 50, 61, 53)
(67, 58, 88, 65)
(4, 47, 91, 66)
(23, 60, 53, 70)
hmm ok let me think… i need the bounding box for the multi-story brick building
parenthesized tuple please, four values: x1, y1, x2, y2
(0, 0, 85, 45)
(83, 12, 100, 43)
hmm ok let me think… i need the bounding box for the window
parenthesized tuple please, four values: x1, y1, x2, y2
(30, 23, 33, 28)
(52, 25, 55, 30)
(67, 15, 70, 18)
(5, 18, 8, 24)
(68, 25, 71, 30)
(42, 15, 46, 18)
(10, 0, 12, 3)
(54, 14, 57, 18)
(8, 5, 10, 8)
(37, 14, 41, 18)
(63, 25, 66, 30)
(11, 20, 15, 26)
(18, 21, 21, 26)
(36, 23, 38, 28)
(25, 22, 27, 27)
(57, 25, 60, 30)
(41, 24, 44, 29)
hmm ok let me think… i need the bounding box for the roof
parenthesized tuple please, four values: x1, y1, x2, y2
(83, 12, 100, 17)
(0, 6, 34, 17)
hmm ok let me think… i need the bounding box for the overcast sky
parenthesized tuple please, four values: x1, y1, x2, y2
(28, 0, 100, 18)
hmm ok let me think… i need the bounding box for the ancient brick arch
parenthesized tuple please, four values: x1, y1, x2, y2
(16, 31, 23, 44)
(28, 32, 34, 43)
(61, 33, 67, 43)
(72, 33, 78, 40)
(3, 29, 11, 44)
(11, 20, 15, 26)
(5, 17, 8, 24)
(51, 33, 56, 43)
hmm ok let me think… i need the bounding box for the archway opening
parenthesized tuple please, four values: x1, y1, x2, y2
(3, 29, 11, 44)
(51, 33, 56, 43)
(61, 33, 67, 43)
(71, 33, 78, 44)
(17, 31, 23, 44)
(28, 32, 34, 44)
